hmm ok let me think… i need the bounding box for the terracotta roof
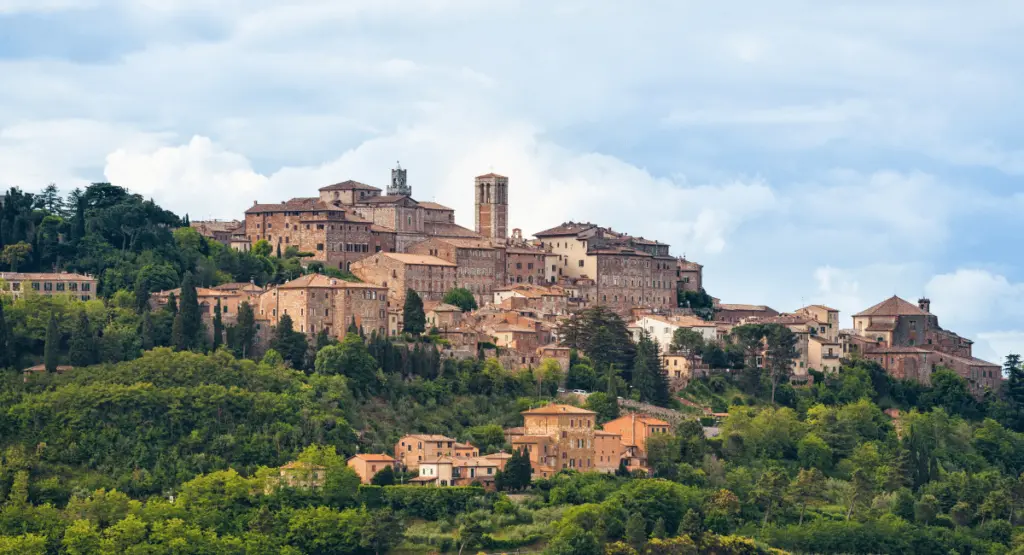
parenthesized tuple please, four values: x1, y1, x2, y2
(360, 195, 417, 205)
(677, 259, 703, 270)
(717, 303, 776, 312)
(808, 335, 840, 345)
(854, 296, 929, 317)
(371, 224, 396, 234)
(867, 346, 932, 355)
(426, 303, 462, 313)
(0, 272, 95, 282)
(348, 454, 396, 463)
(379, 253, 456, 267)
(484, 452, 512, 460)
(801, 304, 839, 312)
(319, 180, 380, 192)
(213, 282, 262, 292)
(23, 364, 74, 373)
(277, 274, 381, 289)
(454, 442, 476, 449)
(476, 173, 507, 179)
(595, 430, 622, 437)
(533, 222, 596, 237)
(420, 456, 455, 464)
(409, 476, 437, 482)
(404, 434, 457, 442)
(425, 222, 483, 238)
(246, 197, 347, 214)
(640, 314, 716, 328)
(511, 435, 554, 443)
(521, 404, 595, 416)
(419, 201, 453, 211)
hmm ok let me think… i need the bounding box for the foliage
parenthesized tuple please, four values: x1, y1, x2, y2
(402, 289, 426, 334)
(442, 287, 478, 312)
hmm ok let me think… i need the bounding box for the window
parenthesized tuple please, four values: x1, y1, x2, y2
(578, 260, 584, 267)
(82, 295, 90, 301)
(43, 282, 53, 291)
(316, 243, 324, 251)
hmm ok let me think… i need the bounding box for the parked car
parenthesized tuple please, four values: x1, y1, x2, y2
(571, 389, 588, 395)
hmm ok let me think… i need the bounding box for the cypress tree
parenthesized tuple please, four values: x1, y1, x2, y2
(271, 314, 307, 369)
(44, 313, 59, 372)
(0, 301, 9, 369)
(234, 301, 256, 359)
(347, 317, 359, 335)
(165, 292, 178, 315)
(315, 328, 332, 351)
(171, 312, 187, 351)
(140, 311, 154, 351)
(402, 288, 425, 334)
(68, 312, 95, 367)
(625, 512, 647, 551)
(632, 331, 670, 406)
(178, 272, 200, 350)
(212, 299, 223, 350)
(134, 275, 150, 314)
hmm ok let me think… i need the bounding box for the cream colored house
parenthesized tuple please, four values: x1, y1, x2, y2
(632, 314, 717, 349)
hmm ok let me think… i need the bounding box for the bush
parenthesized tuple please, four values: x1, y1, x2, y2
(381, 486, 485, 519)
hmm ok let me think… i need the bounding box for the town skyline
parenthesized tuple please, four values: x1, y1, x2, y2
(2, 1, 1022, 362)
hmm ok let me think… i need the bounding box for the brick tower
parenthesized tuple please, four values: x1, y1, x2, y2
(474, 173, 508, 240)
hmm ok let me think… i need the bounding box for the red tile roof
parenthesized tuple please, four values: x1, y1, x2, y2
(854, 296, 928, 317)
(319, 180, 381, 192)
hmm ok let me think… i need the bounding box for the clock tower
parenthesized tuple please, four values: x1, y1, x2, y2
(474, 173, 508, 240)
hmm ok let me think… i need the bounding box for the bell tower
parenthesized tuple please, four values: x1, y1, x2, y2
(475, 173, 508, 240)
(388, 162, 411, 196)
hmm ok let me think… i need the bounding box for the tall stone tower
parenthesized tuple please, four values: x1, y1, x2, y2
(388, 162, 411, 196)
(475, 173, 508, 240)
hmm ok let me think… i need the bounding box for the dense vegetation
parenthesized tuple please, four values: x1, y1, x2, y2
(3, 183, 1024, 553)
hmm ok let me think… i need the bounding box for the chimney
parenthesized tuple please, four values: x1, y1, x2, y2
(918, 298, 931, 313)
(253, 200, 257, 206)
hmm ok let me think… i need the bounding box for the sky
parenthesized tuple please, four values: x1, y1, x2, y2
(2, 0, 1023, 362)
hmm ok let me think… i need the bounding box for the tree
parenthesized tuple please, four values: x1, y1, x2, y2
(546, 524, 601, 555)
(44, 313, 59, 372)
(789, 468, 825, 525)
(646, 434, 683, 479)
(0, 301, 10, 368)
(455, 511, 488, 555)
(797, 433, 832, 470)
(133, 275, 150, 314)
(271, 314, 308, 369)
(315, 333, 378, 396)
(670, 328, 705, 371)
(0, 242, 32, 271)
(402, 289, 426, 334)
(363, 508, 405, 555)
(68, 311, 95, 367)
(752, 468, 789, 526)
(252, 239, 272, 257)
(175, 271, 201, 351)
(923, 369, 983, 420)
(139, 311, 154, 351)
(165, 292, 178, 315)
(442, 287, 478, 312)
(212, 298, 223, 350)
(370, 466, 396, 486)
(625, 512, 648, 551)
(765, 325, 798, 404)
(632, 331, 670, 406)
(234, 301, 256, 358)
(501, 448, 532, 491)
(914, 494, 939, 525)
(567, 362, 598, 391)
(586, 391, 620, 423)
(559, 307, 636, 377)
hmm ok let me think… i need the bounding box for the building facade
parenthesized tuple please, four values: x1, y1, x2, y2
(350, 253, 458, 324)
(407, 237, 504, 305)
(254, 274, 388, 338)
(0, 272, 97, 301)
(475, 173, 509, 241)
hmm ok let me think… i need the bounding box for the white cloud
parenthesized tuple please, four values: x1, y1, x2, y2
(0, 0, 94, 14)
(925, 269, 1024, 329)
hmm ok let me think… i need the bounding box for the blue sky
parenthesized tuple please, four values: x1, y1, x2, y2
(1, 0, 1023, 362)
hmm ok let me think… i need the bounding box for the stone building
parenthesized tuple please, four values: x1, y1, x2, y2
(602, 414, 671, 461)
(347, 454, 397, 484)
(533, 222, 680, 315)
(350, 252, 457, 324)
(475, 173, 509, 240)
(714, 303, 779, 324)
(852, 295, 1001, 396)
(243, 196, 394, 271)
(394, 434, 459, 471)
(0, 272, 97, 301)
(631, 314, 718, 349)
(505, 229, 547, 285)
(254, 274, 388, 338)
(425, 302, 463, 330)
(151, 284, 264, 341)
(406, 237, 504, 305)
(676, 258, 703, 293)
(513, 404, 603, 472)
(190, 219, 241, 245)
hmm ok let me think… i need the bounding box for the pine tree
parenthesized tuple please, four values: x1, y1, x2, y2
(0, 301, 10, 369)
(234, 301, 256, 359)
(140, 311, 154, 351)
(68, 312, 95, 367)
(271, 314, 308, 369)
(44, 313, 59, 372)
(212, 299, 223, 350)
(651, 517, 667, 539)
(403, 289, 426, 334)
(177, 272, 200, 350)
